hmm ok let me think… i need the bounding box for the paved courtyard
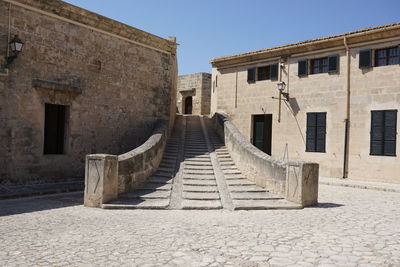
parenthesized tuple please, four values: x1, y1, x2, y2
(0, 184, 399, 266)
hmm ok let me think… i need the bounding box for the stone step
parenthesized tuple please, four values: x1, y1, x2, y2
(185, 154, 210, 159)
(102, 199, 170, 209)
(217, 155, 231, 159)
(184, 158, 211, 162)
(184, 174, 215, 179)
(219, 162, 235, 166)
(184, 170, 214, 175)
(183, 192, 220, 200)
(223, 170, 242, 175)
(184, 165, 214, 170)
(153, 171, 174, 178)
(220, 166, 238, 171)
(121, 190, 171, 199)
(183, 185, 218, 192)
(184, 176, 216, 181)
(226, 179, 255, 186)
(138, 183, 172, 191)
(184, 161, 212, 166)
(183, 180, 217, 186)
(148, 176, 173, 184)
(233, 199, 301, 210)
(230, 192, 280, 200)
(157, 167, 175, 173)
(181, 199, 222, 210)
(228, 185, 267, 192)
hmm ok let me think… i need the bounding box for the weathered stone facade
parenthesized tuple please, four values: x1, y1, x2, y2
(0, 0, 177, 185)
(177, 73, 211, 115)
(211, 23, 400, 183)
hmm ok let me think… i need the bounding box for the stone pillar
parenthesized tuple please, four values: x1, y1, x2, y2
(84, 154, 118, 208)
(286, 162, 319, 207)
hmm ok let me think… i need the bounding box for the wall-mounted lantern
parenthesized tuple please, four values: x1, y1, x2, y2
(5, 35, 24, 68)
(277, 81, 289, 101)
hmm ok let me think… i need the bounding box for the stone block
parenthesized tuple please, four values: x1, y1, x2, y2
(84, 154, 118, 207)
(286, 162, 319, 207)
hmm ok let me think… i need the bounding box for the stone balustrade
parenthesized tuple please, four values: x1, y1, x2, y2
(208, 112, 319, 207)
(84, 119, 169, 207)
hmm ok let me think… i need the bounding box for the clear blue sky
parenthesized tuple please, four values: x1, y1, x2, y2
(63, 0, 399, 75)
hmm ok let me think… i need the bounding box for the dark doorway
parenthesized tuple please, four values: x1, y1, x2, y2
(252, 114, 272, 155)
(44, 103, 67, 154)
(185, 96, 193, 114)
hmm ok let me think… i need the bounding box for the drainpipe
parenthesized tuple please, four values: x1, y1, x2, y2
(343, 37, 351, 178)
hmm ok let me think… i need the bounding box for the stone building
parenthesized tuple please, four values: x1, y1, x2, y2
(0, 0, 177, 185)
(211, 23, 400, 183)
(177, 73, 211, 115)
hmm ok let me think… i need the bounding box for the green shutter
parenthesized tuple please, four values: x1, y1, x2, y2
(247, 68, 256, 83)
(328, 55, 339, 73)
(359, 49, 372, 68)
(298, 59, 308, 76)
(269, 63, 278, 80)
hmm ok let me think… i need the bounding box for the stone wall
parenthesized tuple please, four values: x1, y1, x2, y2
(177, 73, 211, 115)
(211, 26, 400, 183)
(0, 0, 177, 185)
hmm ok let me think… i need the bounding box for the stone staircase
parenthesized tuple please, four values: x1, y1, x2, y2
(103, 115, 301, 210)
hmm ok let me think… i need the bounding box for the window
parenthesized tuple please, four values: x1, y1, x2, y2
(375, 47, 400, 66)
(257, 66, 270, 81)
(299, 54, 339, 76)
(311, 57, 328, 74)
(44, 104, 67, 154)
(306, 112, 326, 153)
(370, 110, 397, 156)
(247, 63, 278, 83)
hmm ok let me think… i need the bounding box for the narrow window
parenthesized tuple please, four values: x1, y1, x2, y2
(298, 59, 308, 77)
(215, 75, 218, 87)
(375, 47, 400, 67)
(247, 68, 256, 83)
(359, 49, 372, 68)
(44, 104, 67, 154)
(306, 112, 326, 153)
(257, 66, 270, 81)
(310, 57, 329, 74)
(370, 110, 397, 156)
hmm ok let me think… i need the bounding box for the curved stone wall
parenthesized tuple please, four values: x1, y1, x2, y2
(118, 119, 169, 194)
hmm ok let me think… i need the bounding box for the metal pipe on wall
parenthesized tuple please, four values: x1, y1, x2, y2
(343, 37, 351, 178)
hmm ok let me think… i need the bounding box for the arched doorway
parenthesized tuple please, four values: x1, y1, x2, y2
(184, 96, 193, 114)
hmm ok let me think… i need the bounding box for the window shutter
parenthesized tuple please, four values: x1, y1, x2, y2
(298, 59, 308, 77)
(384, 110, 397, 156)
(247, 68, 256, 83)
(398, 45, 400, 64)
(370, 111, 384, 155)
(315, 113, 326, 152)
(359, 49, 372, 68)
(306, 113, 316, 152)
(328, 55, 339, 73)
(269, 64, 278, 80)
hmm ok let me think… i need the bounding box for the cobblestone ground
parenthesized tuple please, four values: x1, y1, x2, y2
(1, 185, 399, 266)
